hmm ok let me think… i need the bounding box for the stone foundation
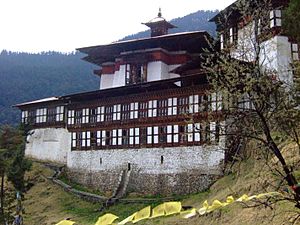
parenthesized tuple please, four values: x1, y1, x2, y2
(66, 145, 224, 195)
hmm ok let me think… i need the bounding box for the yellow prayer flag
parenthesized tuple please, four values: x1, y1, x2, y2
(164, 202, 182, 216)
(207, 199, 224, 212)
(198, 200, 209, 215)
(151, 203, 166, 218)
(95, 213, 119, 225)
(55, 220, 76, 225)
(226, 196, 235, 204)
(132, 206, 151, 223)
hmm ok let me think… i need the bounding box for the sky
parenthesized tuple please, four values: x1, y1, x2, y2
(0, 0, 235, 53)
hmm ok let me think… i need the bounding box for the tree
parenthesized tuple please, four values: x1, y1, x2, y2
(284, 0, 300, 43)
(0, 126, 31, 224)
(204, 0, 300, 208)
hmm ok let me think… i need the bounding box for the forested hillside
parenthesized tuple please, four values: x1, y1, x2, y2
(0, 51, 98, 125)
(0, 10, 217, 125)
(121, 10, 218, 40)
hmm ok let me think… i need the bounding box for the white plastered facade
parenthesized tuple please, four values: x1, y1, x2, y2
(25, 128, 71, 164)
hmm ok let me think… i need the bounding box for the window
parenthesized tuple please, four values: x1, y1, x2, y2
(200, 94, 210, 112)
(257, 18, 262, 36)
(80, 131, 91, 148)
(178, 96, 189, 114)
(96, 130, 106, 147)
(167, 97, 177, 116)
(71, 132, 77, 149)
(75, 110, 82, 124)
(292, 43, 299, 61)
(238, 94, 253, 110)
(139, 102, 148, 118)
(220, 33, 224, 50)
(125, 63, 147, 85)
(148, 100, 157, 117)
(189, 95, 199, 113)
(121, 104, 130, 120)
(89, 108, 97, 123)
(82, 108, 89, 124)
(130, 102, 139, 119)
(211, 93, 223, 111)
(36, 108, 47, 123)
(97, 106, 105, 122)
(229, 26, 238, 45)
(194, 123, 201, 142)
(68, 110, 75, 125)
(112, 129, 122, 146)
(210, 122, 220, 144)
(129, 128, 140, 146)
(113, 104, 121, 120)
(105, 106, 113, 121)
(157, 99, 168, 117)
(56, 106, 64, 122)
(21, 111, 28, 124)
(270, 9, 281, 28)
(167, 125, 179, 144)
(147, 126, 159, 145)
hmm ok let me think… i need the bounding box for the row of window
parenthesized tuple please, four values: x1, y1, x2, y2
(71, 122, 222, 150)
(22, 106, 64, 124)
(67, 93, 223, 125)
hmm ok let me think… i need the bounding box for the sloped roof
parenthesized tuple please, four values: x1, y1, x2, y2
(77, 31, 214, 66)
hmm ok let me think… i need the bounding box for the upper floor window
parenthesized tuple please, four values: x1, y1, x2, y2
(148, 100, 157, 117)
(68, 110, 75, 125)
(21, 111, 28, 124)
(270, 10, 281, 28)
(82, 108, 89, 124)
(130, 102, 139, 119)
(125, 63, 147, 85)
(36, 108, 47, 123)
(157, 99, 168, 117)
(56, 106, 64, 122)
(229, 26, 238, 45)
(113, 104, 121, 121)
(97, 106, 105, 122)
(220, 34, 224, 50)
(167, 97, 177, 116)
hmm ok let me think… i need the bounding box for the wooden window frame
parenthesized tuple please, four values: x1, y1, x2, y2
(121, 103, 131, 120)
(157, 99, 168, 117)
(56, 106, 64, 122)
(292, 43, 299, 61)
(21, 110, 28, 124)
(270, 9, 281, 28)
(96, 106, 105, 122)
(68, 110, 75, 125)
(36, 108, 47, 123)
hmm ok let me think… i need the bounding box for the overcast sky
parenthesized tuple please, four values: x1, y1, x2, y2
(0, 0, 235, 53)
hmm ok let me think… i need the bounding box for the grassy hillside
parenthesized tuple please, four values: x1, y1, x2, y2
(23, 143, 300, 225)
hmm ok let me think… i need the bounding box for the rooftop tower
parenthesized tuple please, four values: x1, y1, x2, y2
(142, 8, 177, 37)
